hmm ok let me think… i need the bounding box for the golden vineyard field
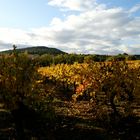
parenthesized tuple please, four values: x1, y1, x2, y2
(39, 60, 140, 99)
(0, 52, 140, 139)
(38, 60, 140, 118)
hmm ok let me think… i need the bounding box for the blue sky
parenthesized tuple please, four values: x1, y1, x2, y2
(0, 0, 140, 54)
(0, 0, 57, 28)
(99, 0, 140, 8)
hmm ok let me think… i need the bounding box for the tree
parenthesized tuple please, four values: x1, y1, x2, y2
(0, 46, 45, 139)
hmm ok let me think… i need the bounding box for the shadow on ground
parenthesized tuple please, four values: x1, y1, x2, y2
(0, 107, 140, 140)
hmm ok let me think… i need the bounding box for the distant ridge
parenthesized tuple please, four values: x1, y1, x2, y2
(0, 46, 66, 55)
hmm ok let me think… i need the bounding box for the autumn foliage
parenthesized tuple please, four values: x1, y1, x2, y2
(39, 60, 140, 115)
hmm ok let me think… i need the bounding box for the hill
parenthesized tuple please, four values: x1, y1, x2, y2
(0, 46, 66, 55)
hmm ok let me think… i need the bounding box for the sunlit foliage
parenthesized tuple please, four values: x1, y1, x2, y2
(39, 60, 140, 115)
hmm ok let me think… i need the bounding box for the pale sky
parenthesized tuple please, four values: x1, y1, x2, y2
(0, 0, 140, 54)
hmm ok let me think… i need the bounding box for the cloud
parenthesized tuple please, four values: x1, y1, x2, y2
(48, 0, 102, 11)
(0, 1, 140, 54)
(0, 41, 13, 51)
(0, 28, 33, 45)
(129, 3, 140, 13)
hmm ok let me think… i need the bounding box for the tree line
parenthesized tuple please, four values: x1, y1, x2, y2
(36, 53, 138, 67)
